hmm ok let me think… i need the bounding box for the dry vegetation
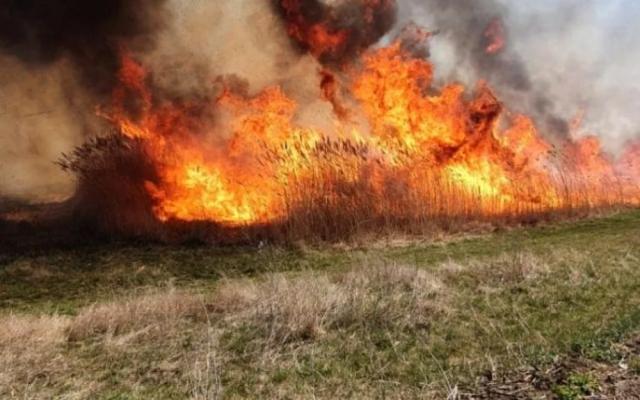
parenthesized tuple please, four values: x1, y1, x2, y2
(0, 314, 70, 397)
(66, 289, 206, 342)
(57, 134, 639, 245)
(1, 264, 447, 398)
(2, 211, 640, 398)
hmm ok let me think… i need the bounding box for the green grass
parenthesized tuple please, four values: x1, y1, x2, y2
(2, 209, 640, 398)
(3, 211, 637, 315)
(553, 373, 599, 400)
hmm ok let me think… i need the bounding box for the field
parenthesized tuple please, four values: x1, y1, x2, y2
(3, 210, 640, 399)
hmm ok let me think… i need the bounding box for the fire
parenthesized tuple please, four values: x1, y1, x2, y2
(353, 44, 467, 153)
(484, 18, 506, 55)
(98, 33, 640, 229)
(275, 0, 396, 64)
(278, 0, 351, 61)
(291, 22, 349, 60)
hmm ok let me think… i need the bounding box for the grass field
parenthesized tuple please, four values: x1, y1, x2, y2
(3, 210, 640, 399)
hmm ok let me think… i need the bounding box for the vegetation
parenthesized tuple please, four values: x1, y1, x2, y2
(553, 374, 599, 400)
(2, 210, 640, 399)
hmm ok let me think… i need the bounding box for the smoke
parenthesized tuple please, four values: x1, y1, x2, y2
(0, 0, 168, 202)
(0, 0, 167, 96)
(0, 0, 338, 203)
(0, 56, 86, 202)
(271, 0, 397, 65)
(140, 1, 296, 96)
(1, 0, 639, 204)
(141, 0, 357, 135)
(398, 0, 640, 152)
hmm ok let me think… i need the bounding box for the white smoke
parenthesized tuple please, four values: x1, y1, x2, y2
(399, 0, 640, 153)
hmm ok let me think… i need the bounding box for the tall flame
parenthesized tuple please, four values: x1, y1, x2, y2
(100, 41, 640, 227)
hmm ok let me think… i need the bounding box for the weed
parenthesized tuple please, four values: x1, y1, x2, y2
(553, 373, 599, 400)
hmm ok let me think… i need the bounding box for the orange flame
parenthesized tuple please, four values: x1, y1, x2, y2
(279, 0, 349, 60)
(100, 42, 640, 226)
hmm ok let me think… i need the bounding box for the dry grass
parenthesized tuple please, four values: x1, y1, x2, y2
(189, 330, 223, 400)
(440, 251, 552, 285)
(2, 238, 637, 398)
(209, 264, 445, 344)
(2, 211, 639, 398)
(0, 314, 71, 398)
(67, 287, 206, 342)
(59, 134, 640, 244)
(0, 262, 451, 398)
(482, 252, 552, 285)
(1, 287, 208, 399)
(3, 260, 58, 281)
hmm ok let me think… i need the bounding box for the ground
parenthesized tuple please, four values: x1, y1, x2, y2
(2, 210, 640, 399)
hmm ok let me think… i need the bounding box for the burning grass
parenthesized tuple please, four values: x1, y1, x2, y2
(59, 130, 640, 244)
(53, 39, 640, 244)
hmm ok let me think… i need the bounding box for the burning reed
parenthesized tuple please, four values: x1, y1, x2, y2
(53, 0, 640, 244)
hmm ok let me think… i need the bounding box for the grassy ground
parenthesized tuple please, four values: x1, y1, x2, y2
(2, 210, 640, 399)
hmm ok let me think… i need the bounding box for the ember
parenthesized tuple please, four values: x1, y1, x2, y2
(484, 17, 506, 55)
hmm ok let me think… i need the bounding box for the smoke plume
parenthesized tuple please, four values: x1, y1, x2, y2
(0, 0, 167, 96)
(399, 0, 640, 151)
(272, 0, 397, 65)
(1, 0, 639, 205)
(0, 0, 167, 202)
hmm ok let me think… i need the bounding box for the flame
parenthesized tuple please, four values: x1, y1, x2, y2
(276, 0, 396, 64)
(99, 40, 640, 227)
(293, 23, 349, 59)
(279, 0, 350, 60)
(484, 18, 506, 55)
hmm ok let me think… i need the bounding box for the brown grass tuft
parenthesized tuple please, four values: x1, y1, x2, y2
(489, 252, 551, 284)
(208, 264, 445, 344)
(0, 314, 71, 397)
(67, 288, 205, 342)
(440, 252, 551, 288)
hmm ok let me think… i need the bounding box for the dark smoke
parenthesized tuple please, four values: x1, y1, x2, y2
(272, 0, 398, 65)
(0, 0, 167, 97)
(396, 23, 437, 59)
(400, 0, 570, 137)
(399, 0, 528, 89)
